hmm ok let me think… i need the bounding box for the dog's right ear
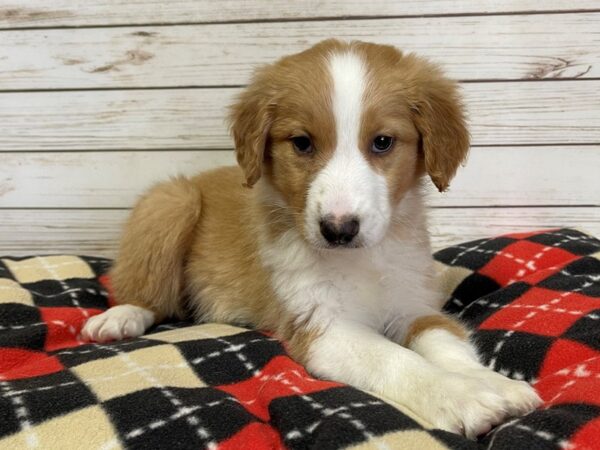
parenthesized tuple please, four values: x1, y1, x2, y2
(228, 68, 276, 188)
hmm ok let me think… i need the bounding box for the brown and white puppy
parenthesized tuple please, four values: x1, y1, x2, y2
(82, 40, 541, 437)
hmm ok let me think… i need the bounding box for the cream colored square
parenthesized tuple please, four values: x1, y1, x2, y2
(2, 255, 94, 284)
(347, 429, 449, 450)
(73, 344, 205, 401)
(435, 261, 472, 299)
(0, 278, 33, 305)
(0, 406, 122, 450)
(148, 322, 247, 343)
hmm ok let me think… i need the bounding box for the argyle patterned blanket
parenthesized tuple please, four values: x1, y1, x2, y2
(0, 228, 599, 450)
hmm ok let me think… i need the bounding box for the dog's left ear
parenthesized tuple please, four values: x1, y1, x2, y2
(228, 67, 276, 188)
(404, 56, 470, 192)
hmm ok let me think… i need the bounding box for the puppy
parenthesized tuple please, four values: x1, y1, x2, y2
(82, 39, 541, 437)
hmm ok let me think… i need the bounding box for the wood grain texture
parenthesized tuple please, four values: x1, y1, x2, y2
(1, 81, 598, 151)
(1, 13, 598, 89)
(0, 150, 236, 208)
(428, 207, 600, 250)
(1, 207, 598, 257)
(0, 2, 598, 256)
(0, 209, 127, 257)
(0, 1, 598, 28)
(1, 146, 598, 208)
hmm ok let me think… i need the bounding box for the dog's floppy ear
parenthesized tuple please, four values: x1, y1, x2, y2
(403, 55, 470, 192)
(228, 67, 276, 188)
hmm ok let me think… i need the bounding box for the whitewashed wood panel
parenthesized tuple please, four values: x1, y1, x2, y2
(0, 209, 127, 257)
(1, 1, 598, 29)
(0, 151, 236, 208)
(438, 146, 600, 207)
(1, 207, 598, 257)
(1, 81, 598, 151)
(428, 207, 600, 250)
(1, 146, 598, 208)
(2, 13, 599, 89)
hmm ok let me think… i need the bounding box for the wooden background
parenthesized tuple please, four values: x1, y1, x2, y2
(0, 1, 599, 256)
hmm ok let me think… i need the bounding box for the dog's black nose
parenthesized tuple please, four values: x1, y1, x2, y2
(319, 216, 360, 246)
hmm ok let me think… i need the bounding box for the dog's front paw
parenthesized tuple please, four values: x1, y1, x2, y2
(81, 305, 154, 342)
(419, 372, 512, 439)
(466, 367, 542, 418)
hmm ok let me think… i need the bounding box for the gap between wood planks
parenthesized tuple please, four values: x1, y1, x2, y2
(1, 143, 599, 154)
(1, 206, 598, 211)
(1, 8, 599, 32)
(1, 78, 599, 94)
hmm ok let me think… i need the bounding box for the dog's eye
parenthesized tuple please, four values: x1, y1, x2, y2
(371, 135, 394, 153)
(291, 136, 313, 154)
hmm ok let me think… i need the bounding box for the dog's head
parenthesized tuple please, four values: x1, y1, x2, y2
(229, 39, 469, 249)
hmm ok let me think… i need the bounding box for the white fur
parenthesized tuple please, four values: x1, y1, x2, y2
(305, 51, 390, 248)
(260, 190, 541, 436)
(410, 329, 542, 419)
(260, 179, 440, 330)
(82, 47, 540, 437)
(81, 304, 154, 343)
(308, 321, 515, 438)
(259, 48, 541, 436)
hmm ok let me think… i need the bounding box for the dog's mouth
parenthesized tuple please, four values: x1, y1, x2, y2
(307, 235, 366, 251)
(323, 239, 364, 250)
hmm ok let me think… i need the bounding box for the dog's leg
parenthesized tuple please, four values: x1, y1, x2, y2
(391, 312, 542, 421)
(301, 319, 521, 438)
(81, 177, 201, 342)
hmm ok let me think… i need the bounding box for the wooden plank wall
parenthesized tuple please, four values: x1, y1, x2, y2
(0, 1, 599, 256)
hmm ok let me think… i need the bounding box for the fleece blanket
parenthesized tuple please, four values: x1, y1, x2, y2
(0, 228, 599, 450)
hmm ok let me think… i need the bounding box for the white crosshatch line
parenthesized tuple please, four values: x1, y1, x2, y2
(34, 256, 90, 321)
(0, 328, 387, 449)
(0, 319, 89, 344)
(448, 230, 597, 288)
(464, 298, 599, 320)
(466, 275, 599, 384)
(445, 232, 572, 308)
(0, 284, 105, 298)
(0, 335, 274, 400)
(189, 336, 279, 366)
(446, 235, 500, 267)
(561, 269, 600, 284)
(211, 334, 390, 449)
(51, 332, 393, 449)
(92, 341, 219, 450)
(485, 414, 577, 450)
(452, 231, 598, 272)
(503, 229, 600, 285)
(450, 231, 600, 386)
(0, 377, 39, 449)
(277, 375, 387, 449)
(545, 353, 600, 406)
(5, 237, 596, 448)
(0, 255, 108, 310)
(456, 231, 600, 319)
(1, 258, 90, 273)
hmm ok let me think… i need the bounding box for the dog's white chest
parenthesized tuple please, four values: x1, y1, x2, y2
(262, 229, 438, 328)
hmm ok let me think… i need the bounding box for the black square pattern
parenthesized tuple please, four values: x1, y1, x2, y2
(269, 386, 422, 450)
(176, 331, 284, 386)
(472, 330, 555, 381)
(434, 237, 517, 271)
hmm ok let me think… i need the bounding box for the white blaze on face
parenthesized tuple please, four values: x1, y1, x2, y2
(305, 50, 391, 247)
